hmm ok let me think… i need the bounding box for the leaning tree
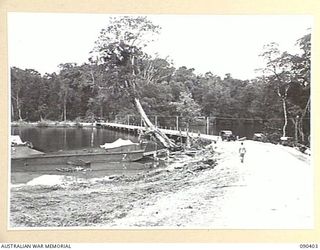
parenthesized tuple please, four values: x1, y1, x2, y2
(89, 16, 177, 149)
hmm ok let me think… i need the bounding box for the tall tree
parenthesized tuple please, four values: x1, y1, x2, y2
(42, 73, 61, 120)
(90, 16, 177, 148)
(289, 33, 311, 143)
(57, 63, 82, 121)
(11, 67, 26, 121)
(260, 43, 293, 137)
(11, 68, 44, 121)
(260, 32, 311, 142)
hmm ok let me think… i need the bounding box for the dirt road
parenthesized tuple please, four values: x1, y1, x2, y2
(112, 140, 313, 228)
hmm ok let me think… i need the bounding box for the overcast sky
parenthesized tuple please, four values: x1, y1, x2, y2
(8, 13, 312, 80)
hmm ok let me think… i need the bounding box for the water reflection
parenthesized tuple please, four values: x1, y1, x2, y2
(11, 127, 139, 153)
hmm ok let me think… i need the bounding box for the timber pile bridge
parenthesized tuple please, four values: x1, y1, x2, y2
(85, 122, 219, 142)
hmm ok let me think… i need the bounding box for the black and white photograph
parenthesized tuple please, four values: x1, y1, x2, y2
(8, 13, 313, 229)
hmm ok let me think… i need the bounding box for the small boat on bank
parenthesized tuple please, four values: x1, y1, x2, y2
(11, 136, 146, 172)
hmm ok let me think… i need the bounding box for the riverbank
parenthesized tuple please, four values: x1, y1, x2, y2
(10, 140, 312, 228)
(11, 120, 96, 128)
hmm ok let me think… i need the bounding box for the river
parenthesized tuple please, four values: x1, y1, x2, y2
(11, 126, 140, 152)
(10, 126, 164, 185)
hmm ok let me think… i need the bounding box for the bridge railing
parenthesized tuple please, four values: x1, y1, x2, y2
(112, 115, 218, 135)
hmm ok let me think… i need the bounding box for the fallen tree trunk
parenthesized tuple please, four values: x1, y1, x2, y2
(134, 98, 178, 149)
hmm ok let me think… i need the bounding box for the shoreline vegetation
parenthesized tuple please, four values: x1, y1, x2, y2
(11, 120, 100, 128)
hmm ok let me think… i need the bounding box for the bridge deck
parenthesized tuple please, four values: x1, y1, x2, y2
(97, 122, 219, 141)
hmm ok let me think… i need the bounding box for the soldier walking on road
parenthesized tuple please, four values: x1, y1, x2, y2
(239, 142, 247, 163)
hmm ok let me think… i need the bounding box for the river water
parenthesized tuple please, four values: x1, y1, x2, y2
(10, 126, 163, 185)
(11, 126, 140, 152)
